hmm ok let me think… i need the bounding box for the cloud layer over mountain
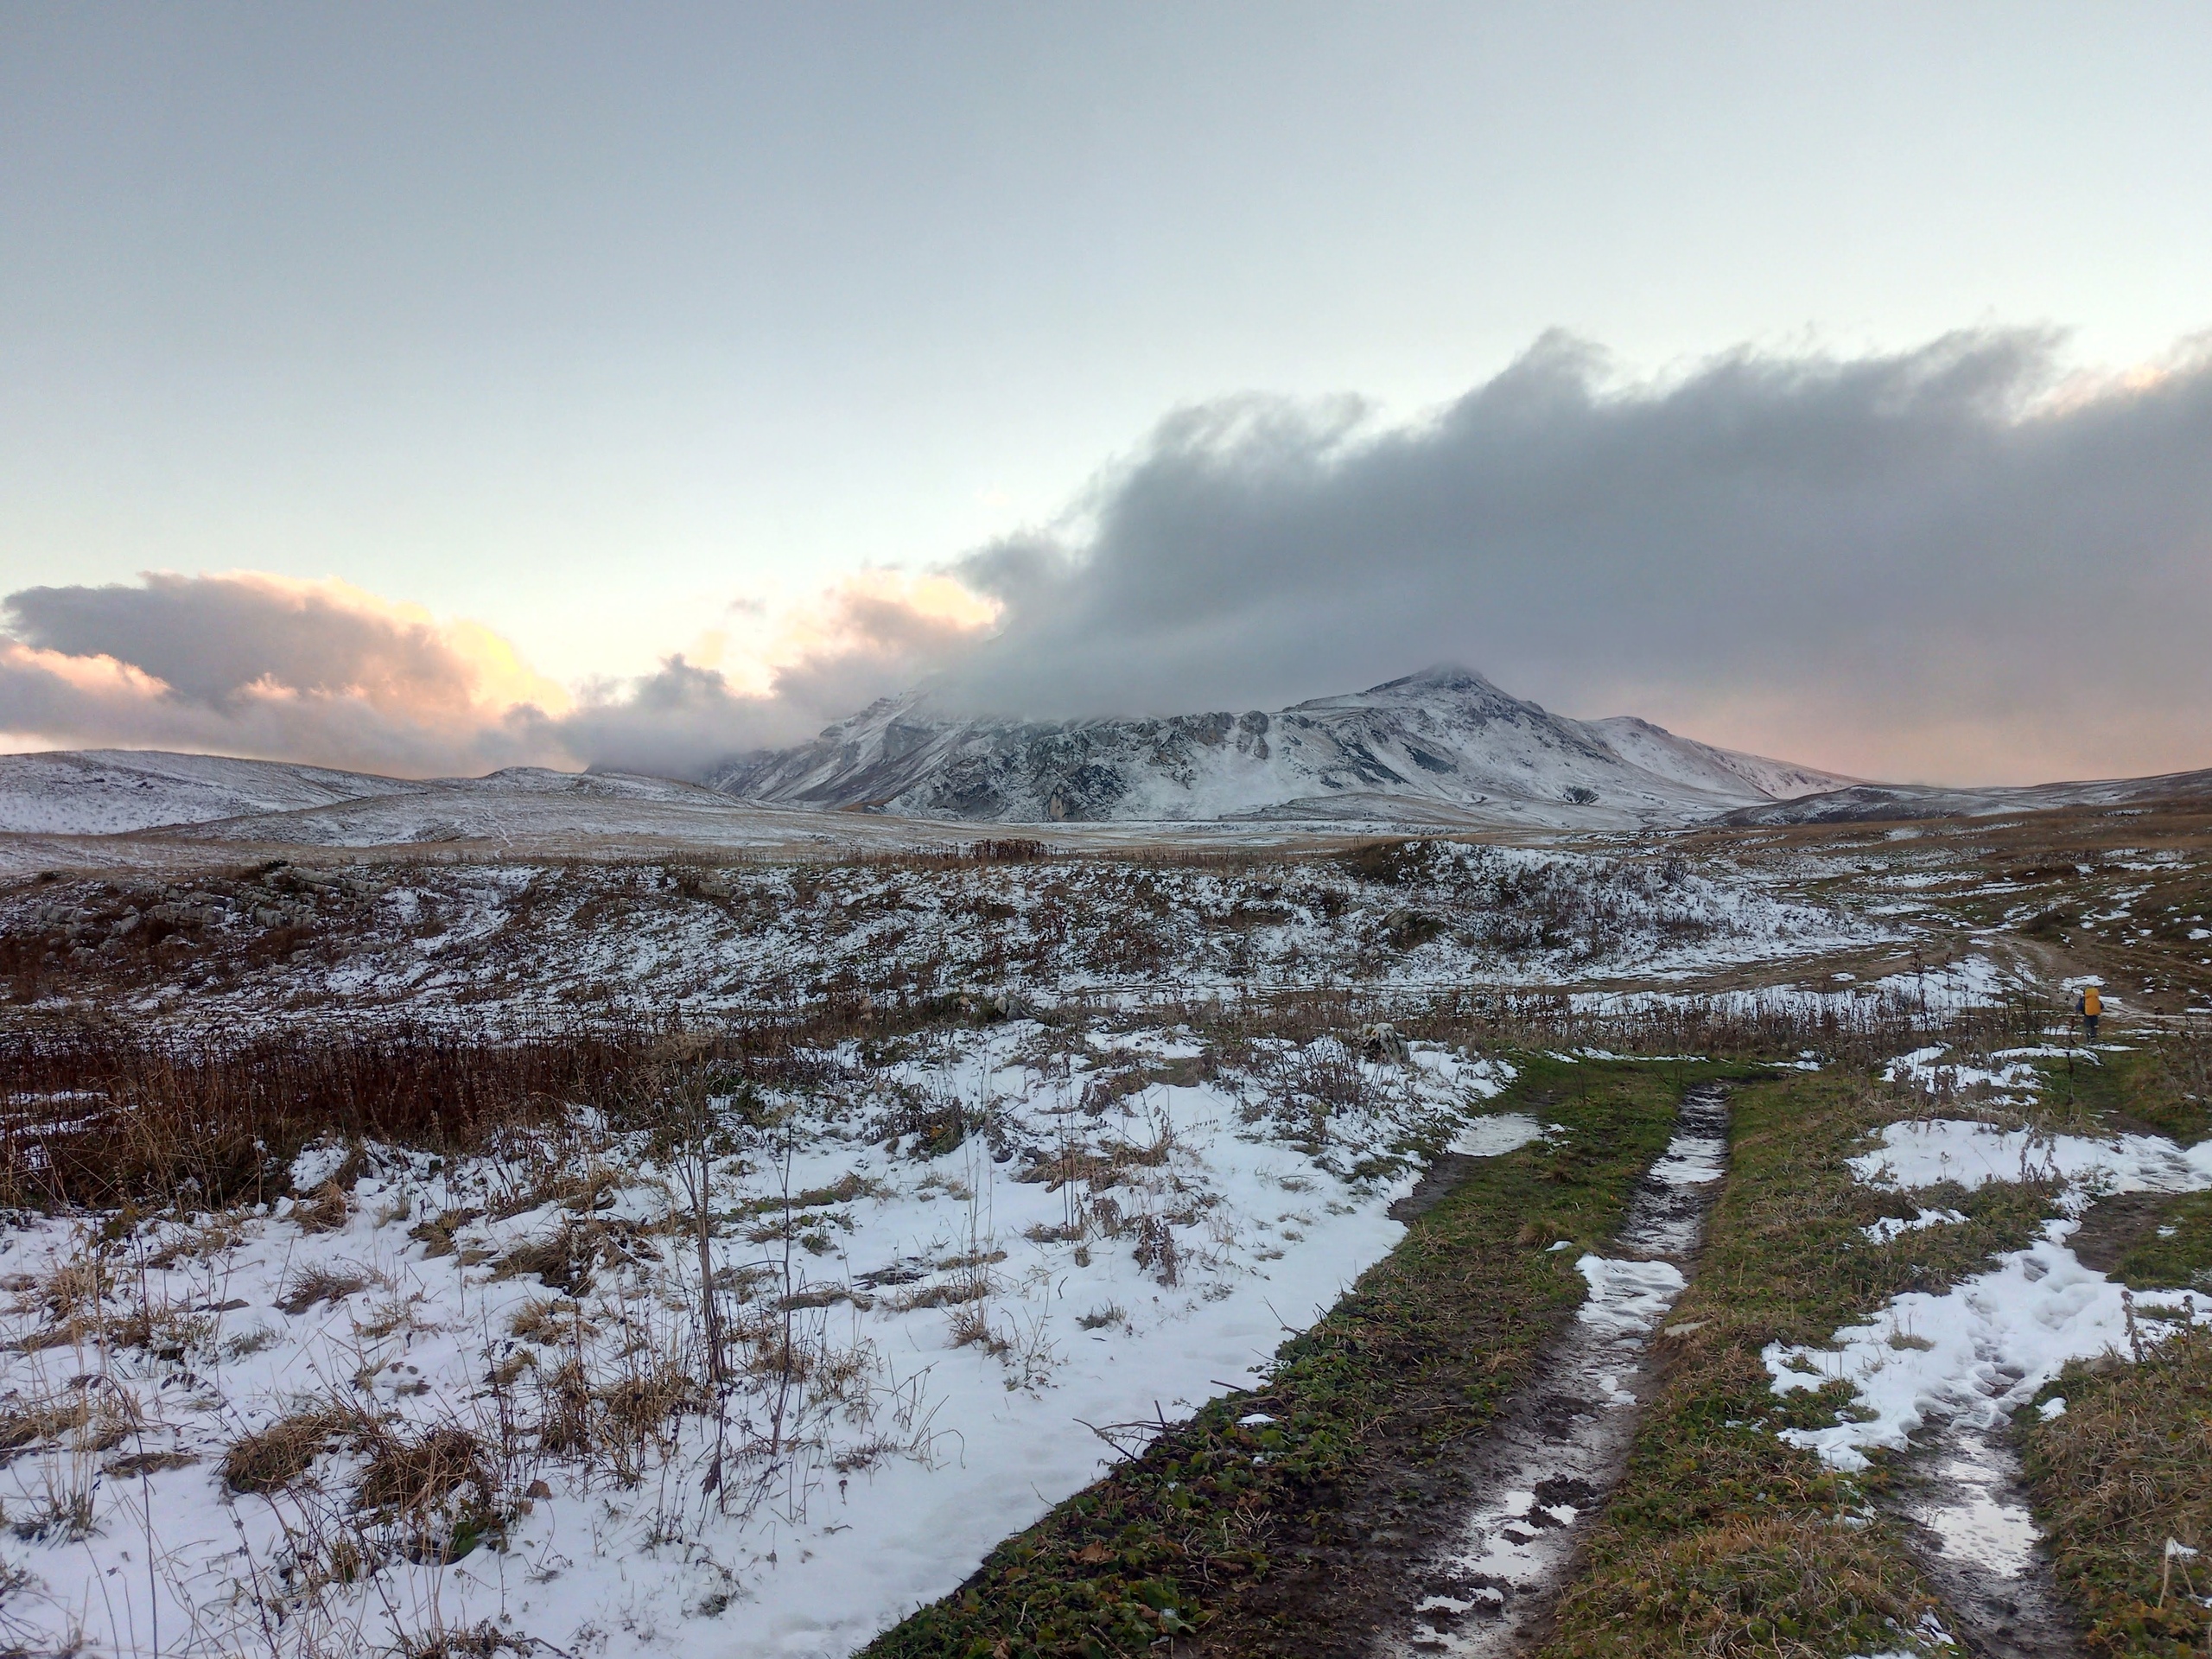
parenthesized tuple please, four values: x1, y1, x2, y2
(4, 328, 2209, 785)
(938, 328, 2212, 782)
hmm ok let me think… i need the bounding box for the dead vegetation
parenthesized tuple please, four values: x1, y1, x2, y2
(275, 1263, 376, 1316)
(0, 818, 2196, 1656)
(0, 1008, 879, 1213)
(222, 1408, 354, 1495)
(0, 1389, 138, 1463)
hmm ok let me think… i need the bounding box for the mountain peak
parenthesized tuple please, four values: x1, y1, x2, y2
(1368, 662, 1496, 695)
(709, 664, 1857, 826)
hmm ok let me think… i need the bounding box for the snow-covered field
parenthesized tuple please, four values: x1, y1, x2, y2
(2, 789, 2205, 1656)
(0, 1020, 1523, 1656)
(1765, 1046, 2212, 1591)
(0, 838, 1891, 1038)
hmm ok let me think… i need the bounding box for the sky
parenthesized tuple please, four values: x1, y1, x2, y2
(3, 2, 2210, 785)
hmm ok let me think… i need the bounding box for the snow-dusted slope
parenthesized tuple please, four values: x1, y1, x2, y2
(158, 767, 805, 849)
(0, 749, 423, 835)
(710, 665, 1859, 828)
(1720, 766, 2212, 826)
(1586, 716, 1855, 804)
(0, 670, 1866, 842)
(0, 752, 811, 849)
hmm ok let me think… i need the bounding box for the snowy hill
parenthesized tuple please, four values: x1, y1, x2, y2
(1719, 766, 2212, 825)
(0, 750, 802, 851)
(0, 750, 423, 836)
(709, 665, 1859, 828)
(0, 670, 1866, 843)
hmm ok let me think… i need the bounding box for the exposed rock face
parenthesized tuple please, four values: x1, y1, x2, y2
(707, 664, 1858, 828)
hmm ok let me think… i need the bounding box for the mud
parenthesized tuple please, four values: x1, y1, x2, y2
(1885, 1419, 2083, 1659)
(1389, 1152, 1500, 1224)
(1379, 1083, 1732, 1656)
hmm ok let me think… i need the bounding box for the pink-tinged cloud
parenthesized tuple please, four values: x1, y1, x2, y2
(0, 569, 997, 779)
(0, 573, 569, 776)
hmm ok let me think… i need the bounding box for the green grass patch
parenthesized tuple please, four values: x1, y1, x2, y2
(2101, 1191, 2212, 1293)
(1535, 1071, 2058, 1659)
(2033, 1035, 2212, 1144)
(858, 1057, 1713, 1659)
(2022, 1326, 2212, 1657)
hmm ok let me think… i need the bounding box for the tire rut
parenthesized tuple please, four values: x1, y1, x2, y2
(1880, 1417, 2083, 1658)
(1375, 1082, 1733, 1657)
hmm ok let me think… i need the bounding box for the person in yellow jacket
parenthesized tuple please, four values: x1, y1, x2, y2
(2075, 984, 2102, 1042)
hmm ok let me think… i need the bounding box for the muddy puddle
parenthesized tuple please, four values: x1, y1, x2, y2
(1381, 1082, 1732, 1656)
(1885, 1415, 2082, 1658)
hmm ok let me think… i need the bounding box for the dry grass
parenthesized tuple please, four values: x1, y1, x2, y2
(291, 1181, 353, 1233)
(945, 1304, 1010, 1356)
(407, 1205, 483, 1259)
(275, 1263, 376, 1316)
(519, 1343, 707, 1479)
(354, 1425, 493, 1516)
(884, 1277, 989, 1313)
(0, 1390, 137, 1460)
(102, 1449, 196, 1478)
(0, 1014, 859, 1213)
(222, 1408, 352, 1495)
(506, 1295, 586, 1344)
(487, 1221, 645, 1295)
(592, 1354, 709, 1450)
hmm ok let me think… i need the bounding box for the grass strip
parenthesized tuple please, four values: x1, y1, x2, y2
(859, 1056, 1711, 1659)
(2036, 1037, 2212, 1145)
(1534, 1071, 2059, 1658)
(2021, 1327, 2212, 1657)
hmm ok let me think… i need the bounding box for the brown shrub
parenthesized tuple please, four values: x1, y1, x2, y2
(276, 1264, 375, 1316)
(490, 1227, 594, 1294)
(507, 1296, 587, 1344)
(291, 1182, 353, 1233)
(222, 1409, 349, 1494)
(355, 1426, 493, 1516)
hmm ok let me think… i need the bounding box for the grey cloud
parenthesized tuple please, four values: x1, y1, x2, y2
(0, 566, 984, 781)
(938, 329, 2212, 781)
(0, 572, 561, 776)
(0, 644, 556, 778)
(5, 574, 479, 712)
(550, 656, 772, 781)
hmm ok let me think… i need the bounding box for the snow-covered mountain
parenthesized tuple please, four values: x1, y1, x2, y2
(708, 665, 1859, 828)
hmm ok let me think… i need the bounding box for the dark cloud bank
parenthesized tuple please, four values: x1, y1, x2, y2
(939, 328, 2212, 781)
(5, 329, 2210, 785)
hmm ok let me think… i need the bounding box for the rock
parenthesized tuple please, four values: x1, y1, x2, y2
(1357, 1021, 1409, 1064)
(961, 986, 1039, 1022)
(1381, 907, 1445, 947)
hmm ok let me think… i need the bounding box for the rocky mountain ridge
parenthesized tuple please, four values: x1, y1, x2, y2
(708, 664, 1859, 829)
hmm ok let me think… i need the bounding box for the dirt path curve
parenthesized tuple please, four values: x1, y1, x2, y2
(1375, 1083, 1732, 1657)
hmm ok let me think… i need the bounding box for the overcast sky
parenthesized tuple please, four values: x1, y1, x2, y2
(4, 3, 2210, 785)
